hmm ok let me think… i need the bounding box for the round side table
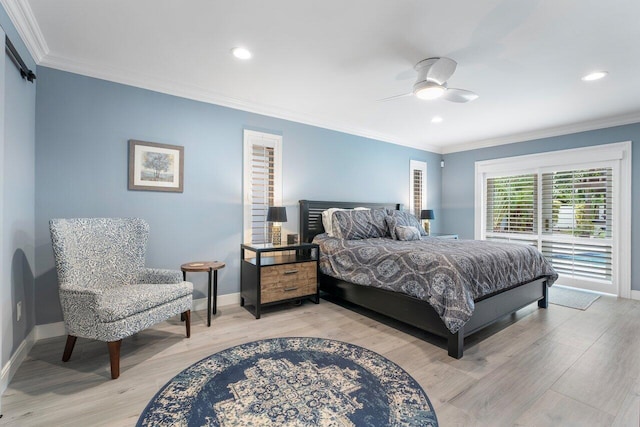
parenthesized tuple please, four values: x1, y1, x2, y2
(181, 261, 225, 327)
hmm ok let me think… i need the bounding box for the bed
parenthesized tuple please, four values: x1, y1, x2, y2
(299, 200, 557, 359)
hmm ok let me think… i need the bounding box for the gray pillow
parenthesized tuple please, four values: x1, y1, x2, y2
(332, 208, 389, 240)
(395, 225, 421, 241)
(385, 210, 427, 240)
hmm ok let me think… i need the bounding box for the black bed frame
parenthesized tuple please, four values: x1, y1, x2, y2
(299, 200, 549, 359)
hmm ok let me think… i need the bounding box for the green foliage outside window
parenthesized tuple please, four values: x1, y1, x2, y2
(488, 169, 609, 238)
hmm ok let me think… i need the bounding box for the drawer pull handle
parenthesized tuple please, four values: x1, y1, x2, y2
(284, 287, 299, 292)
(283, 270, 299, 275)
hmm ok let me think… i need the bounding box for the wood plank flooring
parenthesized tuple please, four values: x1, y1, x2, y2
(1, 295, 639, 426)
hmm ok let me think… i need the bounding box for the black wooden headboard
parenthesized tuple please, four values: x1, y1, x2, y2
(299, 200, 402, 243)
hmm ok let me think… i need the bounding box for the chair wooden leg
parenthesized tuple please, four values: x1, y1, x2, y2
(183, 310, 191, 338)
(62, 335, 77, 362)
(107, 340, 122, 379)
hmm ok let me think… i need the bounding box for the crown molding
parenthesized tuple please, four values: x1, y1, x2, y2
(38, 53, 442, 154)
(39, 51, 640, 157)
(9, 2, 635, 157)
(0, 0, 48, 62)
(441, 112, 640, 154)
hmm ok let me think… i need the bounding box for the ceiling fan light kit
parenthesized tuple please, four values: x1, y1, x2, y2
(414, 81, 446, 99)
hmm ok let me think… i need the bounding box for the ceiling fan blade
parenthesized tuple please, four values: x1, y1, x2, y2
(377, 92, 413, 102)
(426, 57, 457, 85)
(443, 88, 479, 103)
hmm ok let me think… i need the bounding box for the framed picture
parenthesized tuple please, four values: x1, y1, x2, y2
(128, 140, 184, 192)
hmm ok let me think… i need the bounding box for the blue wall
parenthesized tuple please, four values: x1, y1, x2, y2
(1, 9, 37, 371)
(442, 124, 639, 291)
(34, 67, 442, 325)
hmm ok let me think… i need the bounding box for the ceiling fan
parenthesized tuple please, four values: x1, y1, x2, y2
(381, 57, 478, 103)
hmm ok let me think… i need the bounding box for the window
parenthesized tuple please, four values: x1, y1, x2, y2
(540, 167, 613, 281)
(409, 160, 427, 218)
(486, 174, 537, 235)
(475, 142, 631, 297)
(243, 130, 282, 245)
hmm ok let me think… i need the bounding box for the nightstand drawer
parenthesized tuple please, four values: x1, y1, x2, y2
(260, 262, 317, 303)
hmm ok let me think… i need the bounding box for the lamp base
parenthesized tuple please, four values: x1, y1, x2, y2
(423, 220, 431, 236)
(271, 225, 282, 246)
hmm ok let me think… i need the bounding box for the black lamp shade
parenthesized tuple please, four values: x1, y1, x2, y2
(267, 206, 287, 223)
(420, 209, 435, 220)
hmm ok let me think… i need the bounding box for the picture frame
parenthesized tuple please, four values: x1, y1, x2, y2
(128, 140, 184, 192)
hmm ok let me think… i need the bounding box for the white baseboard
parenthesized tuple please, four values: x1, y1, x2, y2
(1, 327, 36, 395)
(35, 321, 66, 340)
(2, 292, 241, 393)
(30, 292, 242, 341)
(631, 290, 640, 301)
(193, 292, 240, 311)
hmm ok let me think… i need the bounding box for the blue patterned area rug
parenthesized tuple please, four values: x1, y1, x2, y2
(137, 337, 438, 426)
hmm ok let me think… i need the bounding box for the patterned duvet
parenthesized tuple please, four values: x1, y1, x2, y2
(314, 234, 558, 333)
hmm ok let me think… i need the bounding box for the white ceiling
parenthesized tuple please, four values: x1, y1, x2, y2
(5, 0, 640, 153)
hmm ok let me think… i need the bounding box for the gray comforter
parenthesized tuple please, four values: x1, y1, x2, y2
(313, 234, 558, 333)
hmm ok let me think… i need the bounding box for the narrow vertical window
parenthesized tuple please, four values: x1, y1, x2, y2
(409, 160, 427, 218)
(243, 130, 282, 244)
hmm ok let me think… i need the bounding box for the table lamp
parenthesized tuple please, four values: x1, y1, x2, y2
(267, 206, 287, 245)
(420, 209, 435, 235)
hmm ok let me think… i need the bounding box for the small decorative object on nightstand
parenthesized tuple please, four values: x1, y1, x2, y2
(267, 206, 287, 246)
(420, 209, 435, 235)
(240, 242, 319, 319)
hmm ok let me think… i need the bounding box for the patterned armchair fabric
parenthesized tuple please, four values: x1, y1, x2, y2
(50, 218, 193, 378)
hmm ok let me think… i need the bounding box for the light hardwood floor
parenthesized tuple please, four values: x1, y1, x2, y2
(1, 295, 639, 426)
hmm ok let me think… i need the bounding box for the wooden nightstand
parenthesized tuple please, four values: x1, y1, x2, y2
(240, 242, 320, 319)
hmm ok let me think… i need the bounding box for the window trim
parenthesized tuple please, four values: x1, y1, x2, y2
(243, 130, 282, 245)
(474, 141, 631, 298)
(409, 160, 427, 218)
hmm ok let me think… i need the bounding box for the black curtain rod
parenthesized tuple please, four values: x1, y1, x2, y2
(5, 35, 36, 83)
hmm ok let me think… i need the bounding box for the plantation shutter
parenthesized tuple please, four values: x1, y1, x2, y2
(540, 167, 613, 281)
(250, 144, 275, 244)
(413, 169, 423, 218)
(409, 160, 427, 219)
(541, 168, 612, 237)
(541, 241, 612, 281)
(485, 174, 537, 235)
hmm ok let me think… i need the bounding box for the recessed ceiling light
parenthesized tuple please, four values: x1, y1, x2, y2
(431, 116, 443, 124)
(231, 47, 252, 60)
(581, 71, 608, 81)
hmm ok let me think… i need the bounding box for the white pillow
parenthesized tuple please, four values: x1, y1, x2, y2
(321, 207, 370, 237)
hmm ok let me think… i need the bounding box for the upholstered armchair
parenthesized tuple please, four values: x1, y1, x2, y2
(49, 218, 193, 379)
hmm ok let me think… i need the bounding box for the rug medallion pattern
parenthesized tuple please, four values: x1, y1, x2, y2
(137, 337, 437, 426)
